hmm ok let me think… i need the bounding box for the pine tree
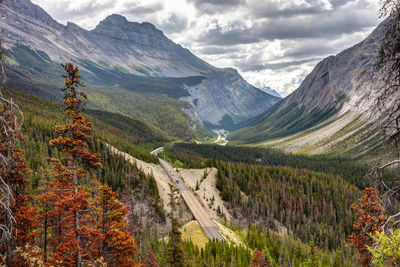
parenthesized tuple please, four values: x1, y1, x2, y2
(93, 184, 137, 266)
(166, 183, 186, 267)
(36, 171, 56, 263)
(250, 249, 269, 267)
(47, 63, 102, 266)
(309, 240, 318, 267)
(347, 188, 388, 267)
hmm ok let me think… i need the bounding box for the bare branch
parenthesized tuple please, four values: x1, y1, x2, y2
(383, 210, 400, 232)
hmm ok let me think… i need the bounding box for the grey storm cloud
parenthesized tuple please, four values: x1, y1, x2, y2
(250, 1, 331, 19)
(197, 7, 377, 46)
(160, 13, 189, 34)
(282, 41, 338, 58)
(122, 1, 163, 15)
(198, 46, 241, 55)
(248, 0, 359, 18)
(236, 58, 321, 72)
(187, 0, 243, 14)
(330, 0, 350, 7)
(43, 0, 115, 22)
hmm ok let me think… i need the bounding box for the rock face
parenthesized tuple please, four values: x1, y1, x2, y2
(182, 68, 280, 125)
(0, 0, 280, 127)
(258, 86, 281, 98)
(230, 16, 391, 146)
(278, 17, 387, 119)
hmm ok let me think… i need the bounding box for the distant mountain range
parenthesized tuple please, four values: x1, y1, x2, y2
(230, 16, 391, 156)
(258, 86, 282, 98)
(0, 0, 280, 133)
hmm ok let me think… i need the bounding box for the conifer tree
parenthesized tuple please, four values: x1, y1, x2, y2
(166, 183, 186, 267)
(93, 184, 137, 266)
(36, 171, 55, 263)
(250, 249, 269, 267)
(309, 240, 318, 267)
(0, 92, 39, 265)
(347, 188, 388, 267)
(47, 63, 102, 266)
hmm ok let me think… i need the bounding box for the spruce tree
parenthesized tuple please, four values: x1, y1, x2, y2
(47, 63, 102, 266)
(166, 183, 186, 266)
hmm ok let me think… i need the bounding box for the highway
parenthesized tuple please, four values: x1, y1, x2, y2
(158, 157, 225, 241)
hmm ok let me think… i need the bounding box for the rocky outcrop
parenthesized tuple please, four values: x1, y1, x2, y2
(0, 0, 280, 127)
(230, 16, 392, 144)
(259, 86, 281, 98)
(278, 16, 388, 120)
(183, 68, 280, 125)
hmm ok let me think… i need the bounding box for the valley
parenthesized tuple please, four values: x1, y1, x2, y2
(0, 0, 400, 266)
(213, 129, 229, 146)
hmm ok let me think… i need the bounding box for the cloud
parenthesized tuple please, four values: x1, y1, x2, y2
(159, 13, 189, 34)
(283, 43, 336, 58)
(236, 58, 321, 71)
(187, 0, 243, 14)
(198, 46, 241, 55)
(31, 0, 115, 22)
(122, 1, 163, 15)
(248, 0, 333, 19)
(198, 7, 378, 45)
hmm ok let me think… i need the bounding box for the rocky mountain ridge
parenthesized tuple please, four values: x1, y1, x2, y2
(259, 86, 281, 98)
(0, 0, 280, 127)
(277, 17, 387, 120)
(230, 16, 390, 154)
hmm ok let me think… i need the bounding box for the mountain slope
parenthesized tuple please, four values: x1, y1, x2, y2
(0, 0, 280, 129)
(259, 86, 282, 98)
(229, 16, 390, 156)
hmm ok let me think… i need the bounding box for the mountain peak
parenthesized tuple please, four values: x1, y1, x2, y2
(102, 14, 129, 25)
(3, 0, 60, 28)
(259, 86, 282, 98)
(95, 14, 158, 34)
(92, 14, 172, 48)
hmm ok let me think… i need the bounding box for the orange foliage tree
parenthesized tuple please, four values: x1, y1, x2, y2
(36, 171, 57, 263)
(47, 63, 102, 266)
(347, 188, 388, 267)
(250, 249, 269, 267)
(0, 94, 39, 266)
(93, 184, 137, 266)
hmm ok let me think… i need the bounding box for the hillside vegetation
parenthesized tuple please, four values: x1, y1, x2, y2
(5, 45, 215, 140)
(165, 143, 377, 188)
(7, 87, 357, 266)
(229, 102, 338, 143)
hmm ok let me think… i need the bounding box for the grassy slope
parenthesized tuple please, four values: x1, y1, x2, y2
(229, 101, 338, 144)
(229, 98, 387, 162)
(181, 221, 209, 249)
(249, 113, 388, 164)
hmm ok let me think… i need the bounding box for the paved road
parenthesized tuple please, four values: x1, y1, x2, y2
(150, 147, 164, 156)
(158, 157, 225, 241)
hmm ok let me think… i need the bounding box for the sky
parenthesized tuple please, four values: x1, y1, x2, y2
(31, 0, 382, 97)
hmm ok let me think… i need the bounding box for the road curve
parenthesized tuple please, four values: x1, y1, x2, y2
(158, 158, 225, 242)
